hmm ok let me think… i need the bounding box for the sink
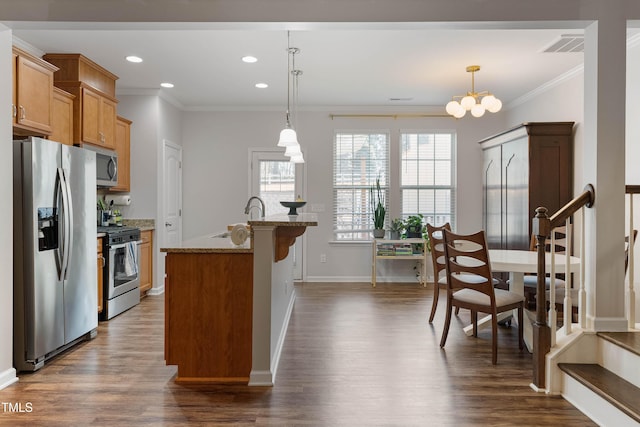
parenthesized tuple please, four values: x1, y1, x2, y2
(211, 232, 230, 238)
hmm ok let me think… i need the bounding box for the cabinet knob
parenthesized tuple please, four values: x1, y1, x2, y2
(19, 105, 25, 120)
(12, 104, 17, 118)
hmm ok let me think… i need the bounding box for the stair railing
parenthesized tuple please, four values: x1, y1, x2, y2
(626, 185, 639, 328)
(531, 184, 595, 390)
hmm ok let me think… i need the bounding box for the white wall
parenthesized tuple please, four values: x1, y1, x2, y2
(181, 108, 504, 281)
(0, 26, 17, 390)
(117, 94, 183, 294)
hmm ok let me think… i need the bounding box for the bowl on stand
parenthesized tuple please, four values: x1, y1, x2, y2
(280, 201, 306, 216)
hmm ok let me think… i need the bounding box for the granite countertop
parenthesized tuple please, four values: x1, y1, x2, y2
(247, 213, 318, 227)
(161, 231, 253, 254)
(122, 218, 155, 231)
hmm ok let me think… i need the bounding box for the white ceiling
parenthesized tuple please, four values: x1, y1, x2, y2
(8, 23, 588, 111)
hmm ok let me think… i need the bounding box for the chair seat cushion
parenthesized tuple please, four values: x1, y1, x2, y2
(543, 287, 579, 307)
(453, 288, 524, 307)
(518, 275, 566, 289)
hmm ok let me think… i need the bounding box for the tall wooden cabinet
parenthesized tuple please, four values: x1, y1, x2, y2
(479, 122, 574, 251)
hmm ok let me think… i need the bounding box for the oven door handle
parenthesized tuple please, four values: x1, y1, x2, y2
(109, 240, 143, 250)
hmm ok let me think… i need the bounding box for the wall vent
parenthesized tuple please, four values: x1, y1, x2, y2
(543, 34, 584, 53)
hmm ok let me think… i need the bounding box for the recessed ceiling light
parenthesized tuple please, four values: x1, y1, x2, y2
(126, 55, 143, 63)
(160, 82, 174, 88)
(255, 83, 268, 89)
(242, 56, 258, 63)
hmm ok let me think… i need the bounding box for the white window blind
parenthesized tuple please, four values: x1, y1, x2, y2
(333, 132, 389, 240)
(400, 131, 455, 227)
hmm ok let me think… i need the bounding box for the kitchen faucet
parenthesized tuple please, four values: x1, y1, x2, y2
(244, 196, 265, 219)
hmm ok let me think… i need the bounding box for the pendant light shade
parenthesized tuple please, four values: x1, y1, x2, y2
(277, 125, 298, 147)
(278, 31, 304, 163)
(284, 143, 302, 157)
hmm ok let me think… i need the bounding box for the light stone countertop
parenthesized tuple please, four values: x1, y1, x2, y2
(161, 231, 253, 254)
(161, 214, 317, 254)
(247, 213, 318, 227)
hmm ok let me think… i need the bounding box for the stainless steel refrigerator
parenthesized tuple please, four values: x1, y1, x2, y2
(13, 137, 98, 372)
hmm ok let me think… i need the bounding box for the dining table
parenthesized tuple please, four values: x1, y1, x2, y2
(461, 248, 582, 352)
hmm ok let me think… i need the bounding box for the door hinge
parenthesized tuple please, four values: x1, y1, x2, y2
(179, 161, 182, 169)
(179, 209, 182, 216)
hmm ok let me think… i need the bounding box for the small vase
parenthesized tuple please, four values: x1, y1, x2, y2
(389, 231, 400, 240)
(373, 229, 385, 239)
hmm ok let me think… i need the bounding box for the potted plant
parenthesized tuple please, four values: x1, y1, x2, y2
(370, 177, 386, 238)
(389, 218, 405, 240)
(404, 214, 424, 238)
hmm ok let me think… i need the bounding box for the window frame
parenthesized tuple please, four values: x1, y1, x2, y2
(332, 130, 390, 241)
(398, 129, 456, 229)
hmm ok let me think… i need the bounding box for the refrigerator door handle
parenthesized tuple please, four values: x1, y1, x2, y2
(57, 167, 72, 280)
(62, 168, 74, 280)
(55, 167, 65, 280)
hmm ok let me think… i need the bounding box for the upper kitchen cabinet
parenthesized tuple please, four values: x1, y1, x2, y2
(50, 87, 75, 146)
(110, 116, 132, 192)
(479, 122, 574, 251)
(43, 53, 119, 149)
(12, 46, 57, 137)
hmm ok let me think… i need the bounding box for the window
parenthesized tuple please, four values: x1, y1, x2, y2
(400, 131, 455, 227)
(333, 132, 389, 240)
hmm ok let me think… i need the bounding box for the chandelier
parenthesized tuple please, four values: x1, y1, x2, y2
(445, 65, 502, 118)
(277, 31, 304, 163)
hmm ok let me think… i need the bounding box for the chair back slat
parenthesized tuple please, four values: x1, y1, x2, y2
(443, 229, 495, 297)
(426, 223, 451, 282)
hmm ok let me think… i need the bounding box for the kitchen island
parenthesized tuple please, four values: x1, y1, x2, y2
(161, 213, 317, 385)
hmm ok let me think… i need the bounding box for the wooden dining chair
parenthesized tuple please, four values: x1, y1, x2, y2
(440, 229, 524, 364)
(426, 223, 451, 323)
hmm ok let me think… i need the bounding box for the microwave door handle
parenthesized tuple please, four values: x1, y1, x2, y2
(107, 156, 118, 180)
(61, 168, 74, 280)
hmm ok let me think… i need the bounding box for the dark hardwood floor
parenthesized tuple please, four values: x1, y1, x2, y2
(0, 282, 595, 426)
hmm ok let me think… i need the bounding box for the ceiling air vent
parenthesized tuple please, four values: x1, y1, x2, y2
(543, 34, 584, 53)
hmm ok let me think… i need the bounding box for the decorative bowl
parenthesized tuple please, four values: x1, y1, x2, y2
(280, 201, 306, 216)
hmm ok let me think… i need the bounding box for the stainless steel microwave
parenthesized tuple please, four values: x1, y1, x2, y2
(84, 145, 118, 187)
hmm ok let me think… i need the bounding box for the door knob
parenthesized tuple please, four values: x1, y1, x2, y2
(165, 222, 172, 227)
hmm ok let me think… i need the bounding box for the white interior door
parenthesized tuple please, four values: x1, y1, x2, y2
(158, 140, 183, 294)
(250, 149, 305, 280)
(164, 140, 183, 247)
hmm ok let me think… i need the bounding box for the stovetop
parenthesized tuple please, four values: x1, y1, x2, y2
(97, 225, 139, 234)
(98, 225, 141, 245)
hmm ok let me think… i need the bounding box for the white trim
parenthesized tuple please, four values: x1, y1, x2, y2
(0, 368, 18, 390)
(269, 288, 296, 385)
(248, 370, 273, 386)
(507, 64, 583, 109)
(117, 88, 185, 110)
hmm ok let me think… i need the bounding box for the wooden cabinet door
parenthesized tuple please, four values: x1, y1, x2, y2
(100, 97, 117, 149)
(50, 88, 74, 145)
(15, 54, 54, 134)
(81, 87, 101, 144)
(139, 230, 153, 295)
(111, 116, 131, 192)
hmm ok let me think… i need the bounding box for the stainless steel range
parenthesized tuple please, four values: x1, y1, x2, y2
(98, 225, 141, 320)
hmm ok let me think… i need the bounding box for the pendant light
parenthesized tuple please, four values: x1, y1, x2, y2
(277, 32, 299, 147)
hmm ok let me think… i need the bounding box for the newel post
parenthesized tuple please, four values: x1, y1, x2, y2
(532, 207, 551, 389)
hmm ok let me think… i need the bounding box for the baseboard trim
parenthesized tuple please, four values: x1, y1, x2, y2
(147, 285, 165, 296)
(305, 275, 425, 283)
(0, 367, 18, 390)
(248, 370, 273, 386)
